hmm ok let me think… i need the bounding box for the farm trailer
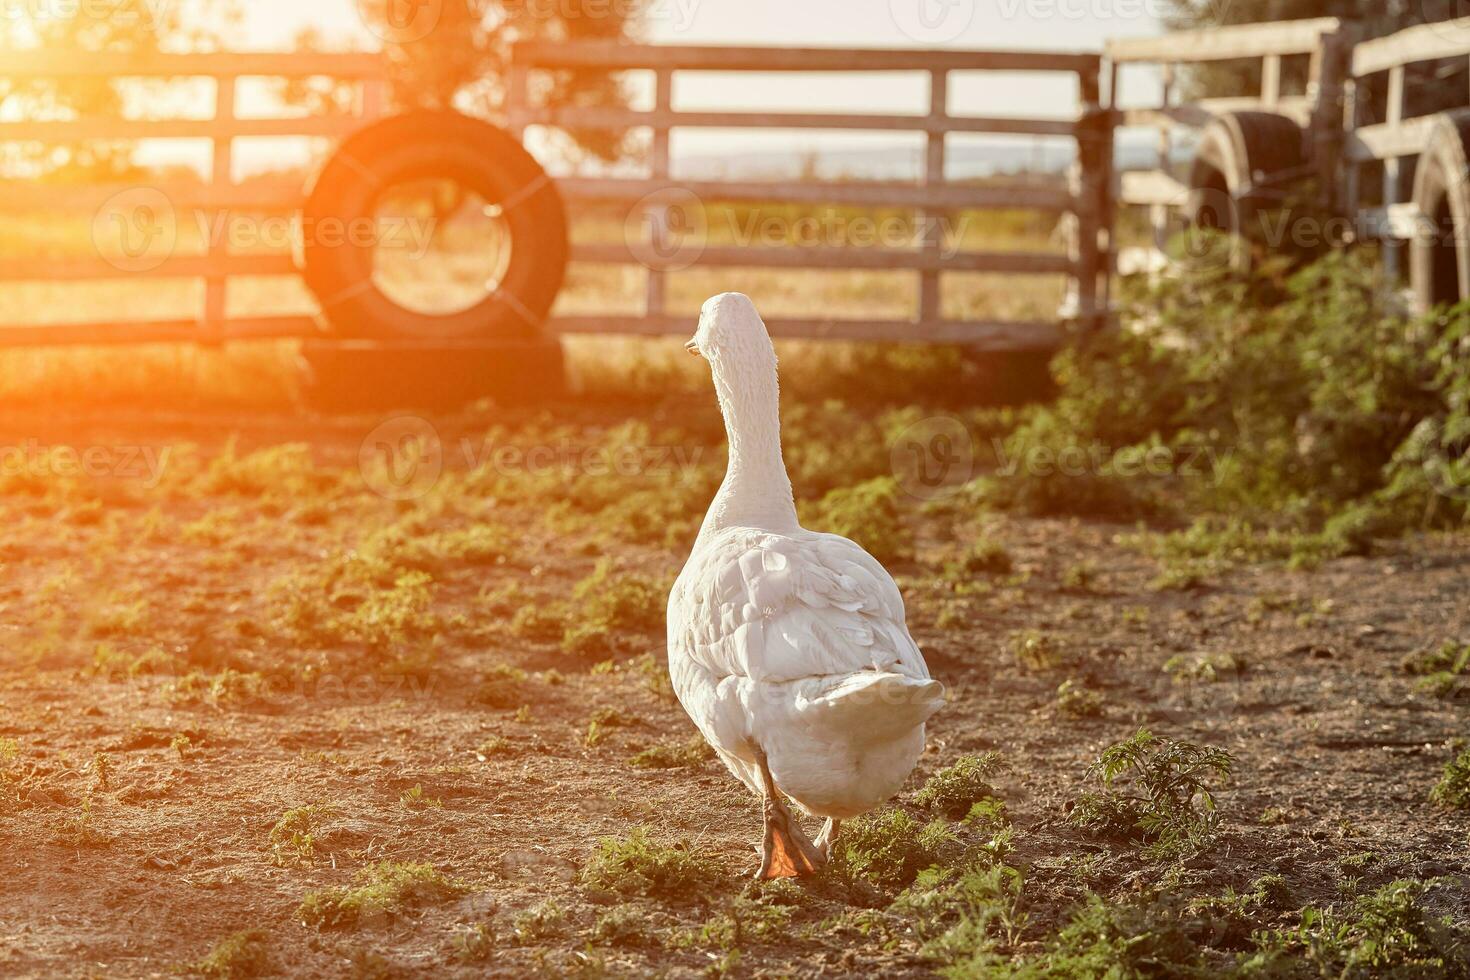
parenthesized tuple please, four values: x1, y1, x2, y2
(1108, 14, 1470, 311)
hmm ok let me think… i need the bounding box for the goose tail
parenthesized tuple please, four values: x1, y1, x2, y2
(794, 671, 944, 743)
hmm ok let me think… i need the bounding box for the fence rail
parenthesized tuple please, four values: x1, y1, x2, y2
(508, 42, 1110, 347)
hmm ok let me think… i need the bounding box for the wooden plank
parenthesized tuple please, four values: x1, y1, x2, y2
(1261, 54, 1282, 106)
(1119, 170, 1189, 208)
(1383, 65, 1406, 279)
(1122, 98, 1312, 130)
(920, 68, 949, 324)
(571, 243, 1074, 275)
(0, 115, 368, 141)
(512, 42, 1100, 75)
(0, 177, 303, 212)
(203, 78, 236, 344)
(509, 106, 1081, 138)
(1345, 116, 1437, 162)
(645, 68, 673, 319)
(0, 254, 297, 282)
(548, 314, 1065, 349)
(556, 177, 1078, 213)
(1106, 18, 1342, 63)
(0, 315, 319, 347)
(0, 51, 385, 79)
(1353, 17, 1470, 77)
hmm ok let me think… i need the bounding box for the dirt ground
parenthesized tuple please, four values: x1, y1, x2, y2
(0, 404, 1467, 979)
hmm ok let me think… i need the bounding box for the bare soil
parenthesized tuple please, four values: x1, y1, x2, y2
(0, 407, 1466, 978)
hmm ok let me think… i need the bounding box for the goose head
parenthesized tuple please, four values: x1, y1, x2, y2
(685, 292, 778, 383)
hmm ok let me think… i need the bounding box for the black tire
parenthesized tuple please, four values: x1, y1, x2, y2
(301, 110, 568, 341)
(1184, 111, 1309, 268)
(1410, 110, 1470, 313)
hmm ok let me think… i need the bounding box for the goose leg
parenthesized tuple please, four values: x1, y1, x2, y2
(752, 746, 825, 880)
(814, 818, 841, 860)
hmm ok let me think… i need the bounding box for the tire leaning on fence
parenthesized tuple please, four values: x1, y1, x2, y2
(1185, 111, 1310, 270)
(296, 110, 571, 411)
(1410, 109, 1470, 313)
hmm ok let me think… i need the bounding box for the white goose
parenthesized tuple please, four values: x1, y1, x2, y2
(667, 292, 945, 879)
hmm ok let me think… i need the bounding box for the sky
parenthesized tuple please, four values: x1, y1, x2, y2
(150, 0, 1169, 175)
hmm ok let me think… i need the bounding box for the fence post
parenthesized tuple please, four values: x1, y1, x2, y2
(645, 67, 674, 319)
(202, 75, 235, 345)
(919, 68, 949, 331)
(1070, 64, 1107, 333)
(1382, 64, 1405, 282)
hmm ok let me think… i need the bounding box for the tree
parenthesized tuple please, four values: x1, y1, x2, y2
(358, 0, 643, 163)
(0, 2, 236, 182)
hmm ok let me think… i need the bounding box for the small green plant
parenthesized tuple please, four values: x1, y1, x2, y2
(1061, 559, 1098, 591)
(269, 805, 333, 867)
(1056, 679, 1104, 718)
(591, 905, 652, 948)
(560, 560, 668, 657)
(298, 862, 467, 930)
(189, 929, 270, 978)
(1243, 879, 1470, 977)
(800, 476, 912, 565)
(1070, 728, 1234, 857)
(914, 753, 1007, 819)
(1010, 630, 1066, 672)
(1404, 641, 1470, 700)
(946, 539, 1013, 578)
(1430, 745, 1470, 810)
(511, 899, 565, 943)
(629, 736, 714, 769)
(454, 922, 496, 962)
(831, 809, 962, 892)
(398, 785, 442, 810)
(580, 827, 721, 901)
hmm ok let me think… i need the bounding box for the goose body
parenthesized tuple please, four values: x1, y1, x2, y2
(667, 292, 944, 876)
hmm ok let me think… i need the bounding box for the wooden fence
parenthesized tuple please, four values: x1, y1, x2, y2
(0, 51, 386, 347)
(6, 18, 1470, 352)
(506, 42, 1112, 349)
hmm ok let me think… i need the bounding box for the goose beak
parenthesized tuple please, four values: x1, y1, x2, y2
(684, 338, 702, 357)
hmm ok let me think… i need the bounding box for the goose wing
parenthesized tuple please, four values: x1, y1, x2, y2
(668, 528, 930, 688)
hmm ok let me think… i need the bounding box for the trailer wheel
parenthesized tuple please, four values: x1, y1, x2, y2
(1410, 110, 1470, 312)
(1184, 111, 1309, 268)
(301, 110, 568, 341)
